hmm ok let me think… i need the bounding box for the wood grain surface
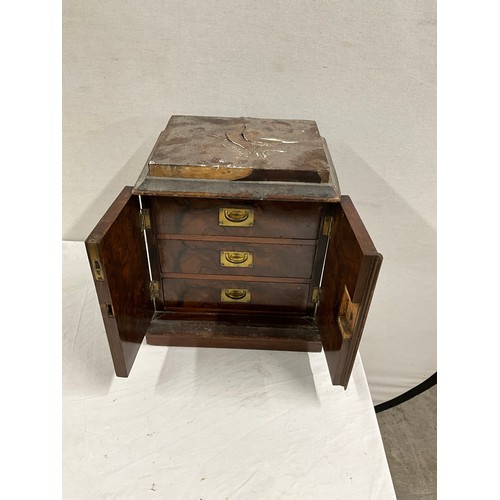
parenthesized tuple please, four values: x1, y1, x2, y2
(85, 187, 154, 377)
(162, 278, 310, 312)
(152, 197, 322, 240)
(317, 196, 382, 388)
(158, 239, 317, 278)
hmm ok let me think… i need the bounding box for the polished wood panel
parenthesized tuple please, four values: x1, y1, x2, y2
(158, 239, 317, 279)
(85, 187, 154, 377)
(151, 197, 322, 239)
(162, 278, 310, 312)
(317, 196, 382, 388)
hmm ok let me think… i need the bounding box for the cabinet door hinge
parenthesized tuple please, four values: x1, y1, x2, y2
(139, 208, 151, 231)
(149, 280, 160, 300)
(312, 287, 323, 303)
(322, 216, 333, 236)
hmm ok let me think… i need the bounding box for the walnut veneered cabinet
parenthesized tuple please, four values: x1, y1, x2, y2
(85, 115, 382, 388)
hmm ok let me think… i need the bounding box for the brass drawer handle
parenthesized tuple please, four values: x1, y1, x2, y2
(221, 288, 251, 303)
(225, 209, 249, 222)
(220, 251, 254, 267)
(226, 252, 248, 264)
(219, 208, 254, 227)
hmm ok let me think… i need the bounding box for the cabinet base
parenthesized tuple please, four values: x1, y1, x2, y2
(146, 312, 322, 352)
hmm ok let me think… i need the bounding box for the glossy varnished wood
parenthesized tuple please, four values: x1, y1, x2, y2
(162, 278, 310, 312)
(158, 239, 317, 279)
(151, 197, 322, 240)
(317, 196, 382, 388)
(85, 187, 154, 377)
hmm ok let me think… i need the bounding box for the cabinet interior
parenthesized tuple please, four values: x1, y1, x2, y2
(141, 195, 334, 352)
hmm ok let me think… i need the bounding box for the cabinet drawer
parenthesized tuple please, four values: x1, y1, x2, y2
(151, 198, 322, 240)
(158, 239, 317, 279)
(163, 278, 310, 312)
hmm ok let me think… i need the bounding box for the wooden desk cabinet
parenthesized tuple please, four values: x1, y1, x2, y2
(86, 115, 382, 388)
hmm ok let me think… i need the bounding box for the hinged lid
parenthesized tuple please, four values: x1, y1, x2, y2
(133, 115, 340, 202)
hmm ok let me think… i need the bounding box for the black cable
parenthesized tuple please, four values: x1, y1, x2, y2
(374, 372, 437, 413)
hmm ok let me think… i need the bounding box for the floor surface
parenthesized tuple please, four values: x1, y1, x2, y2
(377, 386, 437, 500)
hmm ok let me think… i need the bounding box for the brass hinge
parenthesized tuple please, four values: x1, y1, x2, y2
(139, 208, 151, 231)
(311, 287, 323, 303)
(337, 286, 360, 341)
(149, 280, 160, 300)
(322, 216, 333, 236)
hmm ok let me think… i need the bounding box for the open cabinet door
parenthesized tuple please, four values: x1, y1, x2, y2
(85, 186, 154, 377)
(317, 196, 383, 388)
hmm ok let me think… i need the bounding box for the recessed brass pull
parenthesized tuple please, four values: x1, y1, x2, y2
(220, 250, 254, 267)
(226, 252, 248, 264)
(219, 208, 254, 226)
(225, 209, 249, 222)
(221, 288, 251, 303)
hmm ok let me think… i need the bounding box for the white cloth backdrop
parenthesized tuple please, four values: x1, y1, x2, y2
(63, 0, 436, 405)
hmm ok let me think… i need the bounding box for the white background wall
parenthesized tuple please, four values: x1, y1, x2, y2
(63, 0, 436, 405)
